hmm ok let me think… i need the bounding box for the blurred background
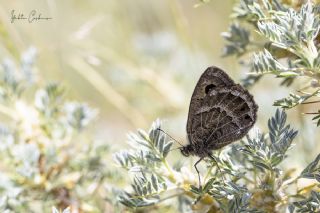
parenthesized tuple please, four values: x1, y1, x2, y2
(0, 0, 318, 169)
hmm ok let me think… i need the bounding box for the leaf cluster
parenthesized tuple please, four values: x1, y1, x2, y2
(115, 109, 320, 212)
(0, 49, 114, 212)
(223, 0, 320, 124)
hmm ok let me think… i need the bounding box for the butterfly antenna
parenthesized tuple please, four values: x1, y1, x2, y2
(156, 128, 184, 147)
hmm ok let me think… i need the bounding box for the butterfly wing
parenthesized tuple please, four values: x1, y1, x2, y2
(186, 66, 235, 144)
(187, 66, 258, 153)
(188, 84, 258, 150)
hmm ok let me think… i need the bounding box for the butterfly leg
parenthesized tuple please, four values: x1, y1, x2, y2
(208, 153, 225, 183)
(194, 157, 203, 189)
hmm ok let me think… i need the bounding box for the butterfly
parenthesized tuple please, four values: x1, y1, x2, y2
(180, 66, 258, 185)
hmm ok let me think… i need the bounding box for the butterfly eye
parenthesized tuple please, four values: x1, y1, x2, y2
(240, 106, 246, 111)
(205, 84, 216, 94)
(244, 114, 250, 120)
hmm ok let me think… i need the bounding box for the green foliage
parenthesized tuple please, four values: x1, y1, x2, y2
(115, 109, 320, 212)
(273, 91, 319, 109)
(241, 109, 297, 171)
(222, 23, 251, 56)
(114, 120, 173, 172)
(114, 120, 173, 207)
(119, 173, 167, 207)
(287, 153, 320, 212)
(0, 49, 115, 212)
(251, 49, 287, 74)
(289, 191, 320, 213)
(300, 153, 320, 181)
(209, 182, 260, 213)
(223, 0, 320, 125)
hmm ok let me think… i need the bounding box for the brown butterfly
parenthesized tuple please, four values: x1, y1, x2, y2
(181, 66, 258, 185)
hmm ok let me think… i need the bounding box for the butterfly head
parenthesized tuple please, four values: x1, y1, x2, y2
(180, 145, 194, 157)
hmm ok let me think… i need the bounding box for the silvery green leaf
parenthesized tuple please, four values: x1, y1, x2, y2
(162, 141, 173, 158)
(222, 23, 250, 56)
(252, 49, 286, 74)
(300, 154, 320, 180)
(151, 174, 158, 191)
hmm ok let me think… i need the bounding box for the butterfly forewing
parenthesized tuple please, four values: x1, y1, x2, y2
(186, 66, 236, 144)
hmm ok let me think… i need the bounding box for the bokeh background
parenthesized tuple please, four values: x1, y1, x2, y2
(0, 0, 318, 185)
